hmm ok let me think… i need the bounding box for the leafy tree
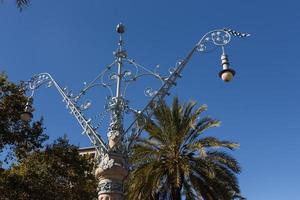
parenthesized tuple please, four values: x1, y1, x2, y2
(0, 73, 97, 199)
(126, 97, 245, 200)
(0, 73, 48, 167)
(0, 137, 98, 200)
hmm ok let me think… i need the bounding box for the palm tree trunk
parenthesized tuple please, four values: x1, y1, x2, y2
(171, 186, 181, 200)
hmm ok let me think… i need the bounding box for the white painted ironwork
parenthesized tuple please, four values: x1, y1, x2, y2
(23, 24, 249, 198)
(27, 73, 108, 162)
(117, 28, 250, 150)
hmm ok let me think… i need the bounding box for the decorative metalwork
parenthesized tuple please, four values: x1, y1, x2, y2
(26, 73, 109, 163)
(196, 28, 250, 53)
(98, 59, 167, 99)
(196, 29, 230, 53)
(223, 28, 251, 38)
(23, 24, 170, 163)
(117, 28, 250, 150)
(107, 97, 126, 143)
(23, 25, 249, 178)
(98, 154, 114, 171)
(98, 180, 123, 194)
(124, 59, 167, 98)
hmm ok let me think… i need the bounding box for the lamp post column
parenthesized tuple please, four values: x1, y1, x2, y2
(95, 150, 127, 200)
(95, 95, 128, 200)
(95, 23, 128, 200)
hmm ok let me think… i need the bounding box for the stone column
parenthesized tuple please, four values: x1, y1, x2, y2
(95, 136, 128, 200)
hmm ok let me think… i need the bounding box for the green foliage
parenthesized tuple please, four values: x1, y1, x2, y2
(0, 73, 48, 167)
(0, 137, 97, 200)
(0, 74, 97, 199)
(126, 97, 245, 200)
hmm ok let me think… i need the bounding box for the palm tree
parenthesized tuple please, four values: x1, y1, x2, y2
(16, 0, 29, 11)
(126, 97, 245, 200)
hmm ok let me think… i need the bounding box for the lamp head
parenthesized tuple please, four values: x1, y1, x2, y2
(219, 53, 236, 82)
(21, 111, 33, 122)
(219, 69, 235, 82)
(21, 99, 33, 122)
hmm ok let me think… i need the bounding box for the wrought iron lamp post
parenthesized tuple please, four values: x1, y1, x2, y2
(21, 24, 249, 200)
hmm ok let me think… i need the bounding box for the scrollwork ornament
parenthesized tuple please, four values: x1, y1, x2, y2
(168, 67, 176, 75)
(46, 81, 53, 88)
(144, 87, 157, 97)
(28, 73, 52, 90)
(106, 97, 128, 142)
(98, 180, 123, 194)
(98, 154, 114, 171)
(122, 70, 135, 82)
(197, 29, 231, 53)
(107, 129, 120, 140)
(80, 99, 92, 111)
(123, 59, 167, 98)
(211, 31, 231, 45)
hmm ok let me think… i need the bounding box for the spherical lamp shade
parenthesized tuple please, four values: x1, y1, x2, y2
(219, 69, 236, 82)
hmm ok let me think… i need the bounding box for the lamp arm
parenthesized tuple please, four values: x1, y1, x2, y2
(118, 28, 250, 150)
(27, 73, 109, 159)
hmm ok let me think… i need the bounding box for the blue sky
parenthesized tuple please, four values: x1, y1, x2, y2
(1, 0, 300, 199)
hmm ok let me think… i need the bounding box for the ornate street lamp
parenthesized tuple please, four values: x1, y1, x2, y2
(22, 24, 249, 199)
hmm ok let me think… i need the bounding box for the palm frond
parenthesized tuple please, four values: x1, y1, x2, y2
(207, 150, 241, 173)
(182, 179, 198, 200)
(127, 97, 244, 200)
(16, 0, 29, 11)
(185, 117, 220, 145)
(195, 136, 239, 150)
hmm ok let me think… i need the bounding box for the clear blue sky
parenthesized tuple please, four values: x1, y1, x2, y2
(1, 0, 299, 199)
